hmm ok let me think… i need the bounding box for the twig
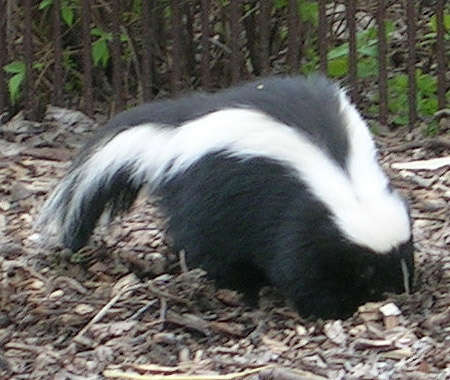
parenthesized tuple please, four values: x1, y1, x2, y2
(146, 281, 190, 306)
(73, 283, 144, 341)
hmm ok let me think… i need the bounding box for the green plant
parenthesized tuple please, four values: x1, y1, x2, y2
(91, 27, 112, 68)
(39, 0, 77, 27)
(388, 70, 447, 128)
(298, 0, 318, 26)
(3, 61, 26, 105)
(326, 22, 394, 79)
(3, 61, 45, 105)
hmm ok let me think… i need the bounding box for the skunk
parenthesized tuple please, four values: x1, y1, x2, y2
(38, 75, 414, 319)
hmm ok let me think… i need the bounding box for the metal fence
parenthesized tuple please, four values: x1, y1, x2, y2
(0, 0, 448, 128)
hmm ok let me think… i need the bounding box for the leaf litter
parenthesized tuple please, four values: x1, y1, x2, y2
(0, 107, 449, 379)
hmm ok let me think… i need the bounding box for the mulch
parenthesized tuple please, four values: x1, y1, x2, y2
(0, 107, 449, 379)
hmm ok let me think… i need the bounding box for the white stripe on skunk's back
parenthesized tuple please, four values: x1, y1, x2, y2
(82, 98, 411, 254)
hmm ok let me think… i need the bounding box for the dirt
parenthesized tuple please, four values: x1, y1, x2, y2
(0, 107, 449, 380)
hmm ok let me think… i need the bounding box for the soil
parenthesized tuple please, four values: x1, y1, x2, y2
(0, 107, 449, 380)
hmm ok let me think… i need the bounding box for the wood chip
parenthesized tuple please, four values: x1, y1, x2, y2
(74, 304, 95, 315)
(353, 338, 394, 350)
(323, 320, 347, 346)
(380, 348, 413, 360)
(391, 156, 450, 170)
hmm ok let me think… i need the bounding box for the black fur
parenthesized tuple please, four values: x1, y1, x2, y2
(158, 152, 414, 319)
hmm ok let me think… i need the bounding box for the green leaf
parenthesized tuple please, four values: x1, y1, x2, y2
(392, 114, 408, 126)
(33, 62, 45, 71)
(327, 43, 349, 60)
(358, 57, 377, 78)
(91, 27, 112, 67)
(418, 98, 438, 116)
(328, 57, 348, 78)
(4, 61, 26, 74)
(358, 44, 378, 58)
(4, 61, 26, 104)
(298, 1, 318, 26)
(39, 0, 53, 10)
(9, 72, 25, 105)
(61, 4, 74, 27)
(92, 39, 110, 67)
(385, 20, 394, 36)
(388, 96, 406, 113)
(274, 0, 288, 9)
(389, 74, 408, 90)
(423, 120, 439, 136)
(429, 13, 450, 33)
(417, 73, 437, 96)
(91, 27, 104, 37)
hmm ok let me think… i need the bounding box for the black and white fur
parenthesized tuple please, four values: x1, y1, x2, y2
(38, 75, 414, 319)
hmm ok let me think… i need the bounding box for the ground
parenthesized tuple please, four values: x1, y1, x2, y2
(0, 107, 449, 380)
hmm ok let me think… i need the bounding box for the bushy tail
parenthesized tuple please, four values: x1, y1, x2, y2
(37, 124, 172, 251)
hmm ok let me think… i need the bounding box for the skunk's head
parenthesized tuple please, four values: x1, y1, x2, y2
(278, 194, 414, 319)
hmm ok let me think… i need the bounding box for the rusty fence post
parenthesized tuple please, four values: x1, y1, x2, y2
(141, 0, 154, 102)
(287, 0, 299, 73)
(318, 0, 327, 75)
(377, 0, 388, 127)
(170, 0, 183, 92)
(435, 0, 447, 111)
(229, 0, 242, 84)
(406, 0, 417, 130)
(200, 0, 211, 89)
(53, 0, 63, 107)
(0, 0, 7, 113)
(81, 0, 93, 117)
(111, 0, 124, 112)
(345, 0, 357, 103)
(24, 0, 36, 119)
(184, 1, 195, 79)
(259, 0, 271, 76)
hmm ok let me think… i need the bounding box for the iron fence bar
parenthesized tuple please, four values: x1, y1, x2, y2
(53, 0, 63, 107)
(345, 0, 357, 103)
(200, 0, 211, 89)
(81, 0, 93, 117)
(111, 0, 124, 112)
(406, 0, 417, 130)
(0, 0, 7, 113)
(230, 0, 242, 84)
(259, 0, 271, 75)
(24, 0, 35, 119)
(184, 2, 195, 79)
(170, 0, 183, 91)
(318, 0, 327, 75)
(377, 0, 388, 127)
(141, 0, 154, 102)
(243, 1, 260, 75)
(435, 0, 447, 111)
(287, 0, 299, 73)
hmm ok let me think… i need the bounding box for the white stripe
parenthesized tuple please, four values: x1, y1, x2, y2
(76, 105, 410, 253)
